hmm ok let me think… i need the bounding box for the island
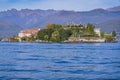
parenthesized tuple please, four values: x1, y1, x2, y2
(3, 23, 117, 43)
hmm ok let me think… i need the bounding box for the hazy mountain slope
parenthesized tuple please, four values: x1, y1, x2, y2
(0, 8, 120, 29)
(34, 10, 120, 28)
(107, 6, 120, 11)
(96, 18, 120, 32)
(0, 20, 22, 37)
(0, 9, 57, 29)
(0, 6, 120, 37)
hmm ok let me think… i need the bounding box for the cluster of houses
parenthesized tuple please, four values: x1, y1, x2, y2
(18, 28, 40, 41)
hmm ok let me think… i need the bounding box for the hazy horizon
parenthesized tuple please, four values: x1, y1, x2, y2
(0, 0, 120, 11)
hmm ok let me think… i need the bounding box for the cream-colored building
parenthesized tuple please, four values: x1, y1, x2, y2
(18, 28, 40, 41)
(18, 28, 40, 38)
(94, 28, 101, 37)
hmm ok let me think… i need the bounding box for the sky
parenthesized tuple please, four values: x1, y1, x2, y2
(0, 0, 120, 11)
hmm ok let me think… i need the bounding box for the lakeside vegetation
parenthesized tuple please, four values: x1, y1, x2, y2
(37, 24, 72, 42)
(0, 23, 117, 43)
(37, 23, 98, 42)
(36, 23, 116, 42)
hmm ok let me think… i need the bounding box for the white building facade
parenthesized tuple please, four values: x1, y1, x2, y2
(18, 28, 40, 41)
(94, 28, 101, 37)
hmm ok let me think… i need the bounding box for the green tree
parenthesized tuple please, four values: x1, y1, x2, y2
(46, 24, 63, 30)
(72, 30, 77, 37)
(46, 24, 54, 29)
(59, 29, 72, 41)
(37, 29, 47, 40)
(21, 37, 27, 41)
(51, 30, 60, 42)
(0, 38, 2, 41)
(100, 32, 105, 38)
(44, 35, 49, 41)
(28, 35, 36, 41)
(112, 30, 116, 37)
(86, 23, 94, 32)
(85, 23, 95, 37)
(10, 36, 19, 42)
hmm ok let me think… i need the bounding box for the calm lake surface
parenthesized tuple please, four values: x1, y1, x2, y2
(0, 42, 120, 80)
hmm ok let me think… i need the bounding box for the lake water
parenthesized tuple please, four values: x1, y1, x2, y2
(0, 42, 120, 80)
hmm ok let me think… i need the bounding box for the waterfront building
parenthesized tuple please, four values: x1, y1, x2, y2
(18, 28, 40, 41)
(94, 28, 101, 37)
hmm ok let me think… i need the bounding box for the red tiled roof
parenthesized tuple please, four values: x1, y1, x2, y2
(20, 28, 40, 36)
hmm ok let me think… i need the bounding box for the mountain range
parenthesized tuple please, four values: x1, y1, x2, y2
(0, 6, 120, 37)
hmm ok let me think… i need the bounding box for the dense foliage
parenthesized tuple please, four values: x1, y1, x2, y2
(37, 23, 105, 42)
(37, 24, 72, 42)
(112, 30, 116, 37)
(8, 23, 117, 42)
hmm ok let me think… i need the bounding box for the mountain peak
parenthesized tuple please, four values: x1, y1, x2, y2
(90, 8, 107, 12)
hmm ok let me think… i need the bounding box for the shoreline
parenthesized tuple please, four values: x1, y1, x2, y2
(0, 40, 118, 43)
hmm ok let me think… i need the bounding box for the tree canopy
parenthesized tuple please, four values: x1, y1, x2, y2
(36, 23, 116, 42)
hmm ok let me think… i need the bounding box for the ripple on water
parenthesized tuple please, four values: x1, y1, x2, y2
(11, 51, 28, 53)
(0, 64, 16, 67)
(0, 77, 36, 80)
(0, 42, 120, 80)
(14, 58, 42, 61)
(0, 69, 42, 73)
(54, 60, 72, 64)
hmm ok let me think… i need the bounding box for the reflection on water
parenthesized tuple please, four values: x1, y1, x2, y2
(0, 42, 120, 80)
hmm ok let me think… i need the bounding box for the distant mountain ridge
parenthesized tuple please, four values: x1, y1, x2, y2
(0, 6, 120, 37)
(107, 6, 120, 11)
(96, 18, 120, 32)
(0, 20, 22, 37)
